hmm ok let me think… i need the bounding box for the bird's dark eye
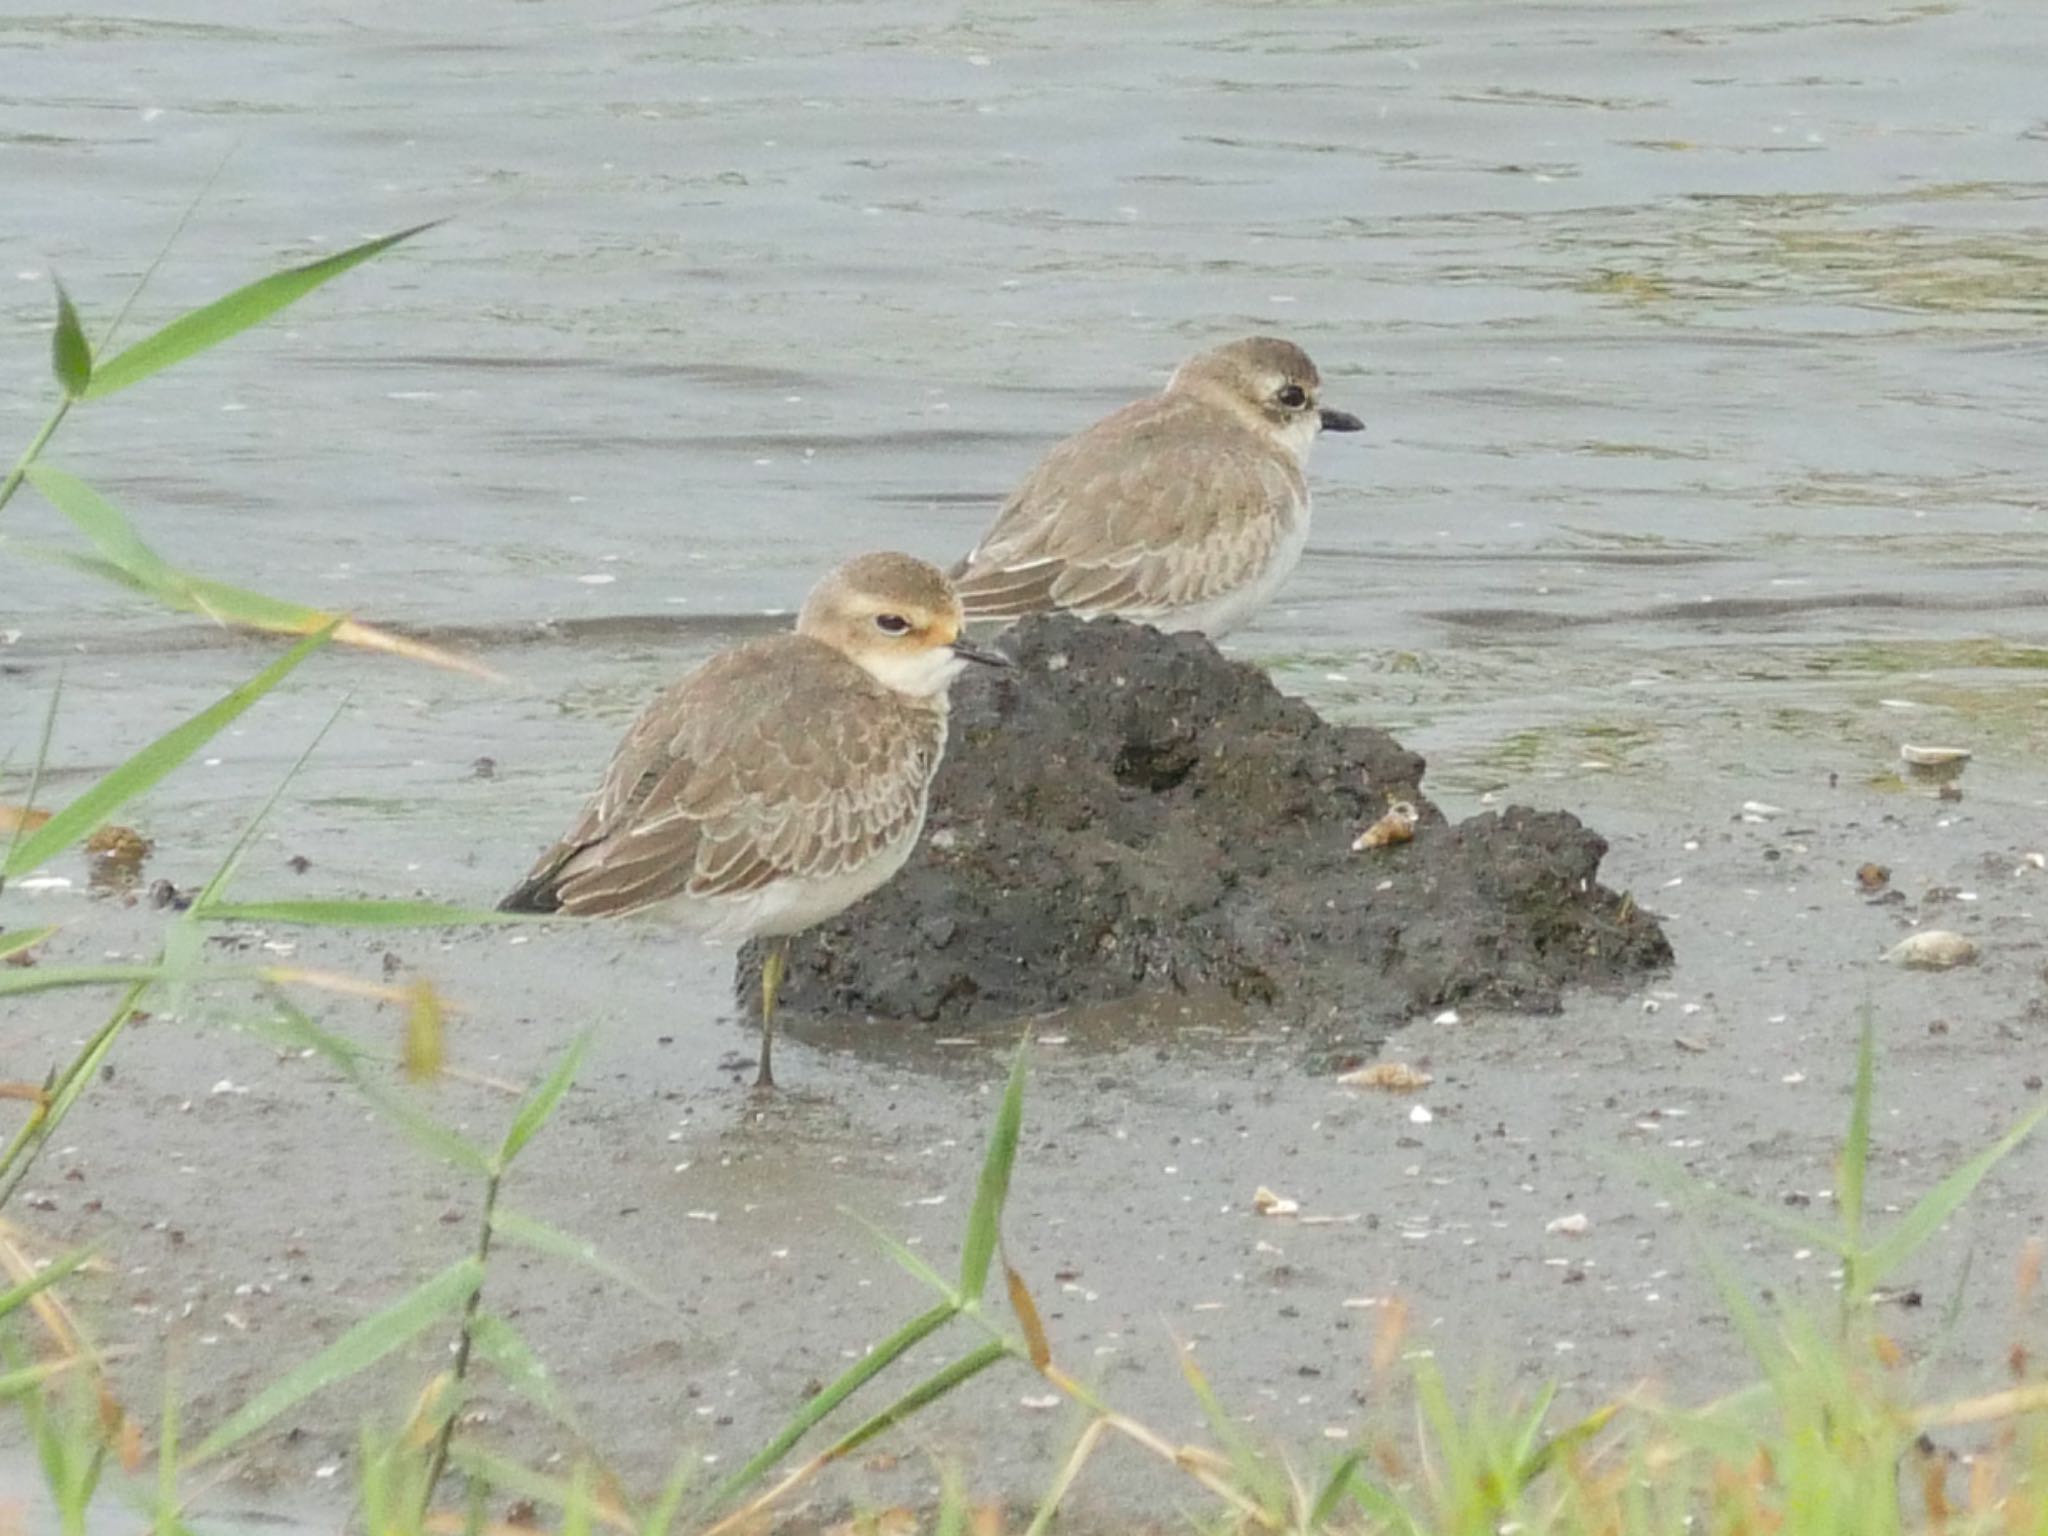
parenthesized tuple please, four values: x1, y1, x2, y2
(1276, 384, 1309, 410)
(874, 613, 911, 635)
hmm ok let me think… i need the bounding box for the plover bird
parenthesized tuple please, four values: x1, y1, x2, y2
(499, 552, 1010, 1088)
(949, 336, 1363, 638)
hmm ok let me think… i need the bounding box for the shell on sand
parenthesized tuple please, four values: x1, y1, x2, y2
(1252, 1186, 1300, 1217)
(1338, 1061, 1433, 1091)
(1884, 930, 1979, 970)
(1352, 800, 1420, 852)
(1899, 744, 1972, 767)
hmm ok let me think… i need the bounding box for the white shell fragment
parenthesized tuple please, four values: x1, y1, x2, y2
(1546, 1213, 1591, 1237)
(1884, 931, 1979, 970)
(1252, 1186, 1300, 1217)
(1900, 744, 1971, 767)
(1408, 1104, 1433, 1124)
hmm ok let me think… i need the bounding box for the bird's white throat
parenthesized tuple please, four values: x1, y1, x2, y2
(855, 643, 967, 698)
(1274, 411, 1321, 464)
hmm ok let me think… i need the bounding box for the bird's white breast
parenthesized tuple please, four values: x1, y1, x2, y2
(1154, 491, 1312, 638)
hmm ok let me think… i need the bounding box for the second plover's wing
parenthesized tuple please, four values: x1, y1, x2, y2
(501, 637, 943, 921)
(951, 399, 1306, 624)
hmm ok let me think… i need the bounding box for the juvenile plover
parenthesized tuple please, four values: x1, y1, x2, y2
(500, 552, 1010, 1087)
(950, 336, 1363, 638)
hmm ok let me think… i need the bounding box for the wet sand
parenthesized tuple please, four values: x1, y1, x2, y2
(5, 0, 2048, 1521)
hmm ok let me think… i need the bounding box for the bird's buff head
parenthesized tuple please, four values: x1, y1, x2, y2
(797, 551, 1011, 697)
(1167, 336, 1364, 460)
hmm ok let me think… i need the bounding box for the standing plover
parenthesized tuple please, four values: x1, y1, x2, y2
(950, 336, 1363, 638)
(500, 552, 1010, 1087)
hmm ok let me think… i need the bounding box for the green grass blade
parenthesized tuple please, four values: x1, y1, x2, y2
(824, 1341, 1009, 1461)
(1343, 1475, 1420, 1531)
(185, 1256, 482, 1467)
(20, 480, 495, 678)
(640, 1452, 694, 1536)
(83, 223, 438, 399)
(0, 926, 58, 963)
(30, 469, 334, 633)
(354, 1426, 396, 1535)
(1179, 1341, 1250, 1459)
(25, 465, 180, 589)
(563, 1464, 595, 1536)
(0, 1244, 95, 1321)
(0, 964, 184, 999)
(1690, 1227, 1789, 1387)
(0, 1357, 89, 1404)
(468, 1311, 580, 1434)
(51, 283, 92, 398)
(704, 1301, 958, 1512)
(1022, 1417, 1101, 1536)
(1630, 1151, 1840, 1256)
(31, 548, 155, 595)
(846, 1209, 961, 1303)
(1515, 1398, 1617, 1488)
(26, 467, 336, 634)
(1912, 1244, 1978, 1400)
(13, 1345, 66, 1502)
(1504, 1379, 1559, 1474)
(0, 399, 71, 521)
(959, 1038, 1029, 1305)
(488, 1209, 664, 1304)
(446, 1445, 616, 1523)
(2, 624, 335, 879)
(0, 979, 149, 1209)
(188, 699, 349, 914)
(1863, 1100, 2048, 1289)
(1309, 1449, 1369, 1528)
(96, 145, 234, 356)
(934, 1460, 969, 1536)
(155, 1357, 181, 1536)
(4, 670, 64, 872)
(264, 995, 492, 1175)
(199, 899, 533, 927)
(1180, 1344, 1287, 1511)
(1838, 1008, 1875, 1305)
(498, 1031, 591, 1169)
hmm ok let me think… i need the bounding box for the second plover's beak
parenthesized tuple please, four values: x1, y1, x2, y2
(950, 638, 1014, 668)
(1318, 407, 1366, 433)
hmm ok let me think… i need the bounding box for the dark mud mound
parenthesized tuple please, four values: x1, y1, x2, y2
(743, 616, 1669, 1033)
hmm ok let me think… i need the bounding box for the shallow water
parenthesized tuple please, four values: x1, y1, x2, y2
(5, 0, 2048, 1522)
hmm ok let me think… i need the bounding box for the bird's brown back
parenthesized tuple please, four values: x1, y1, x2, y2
(500, 634, 947, 919)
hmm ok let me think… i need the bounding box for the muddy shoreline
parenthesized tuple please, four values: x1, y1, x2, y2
(7, 0, 2048, 1522)
(5, 612, 2042, 1525)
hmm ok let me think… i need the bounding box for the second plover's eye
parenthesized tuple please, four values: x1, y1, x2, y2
(1276, 384, 1308, 409)
(873, 613, 911, 635)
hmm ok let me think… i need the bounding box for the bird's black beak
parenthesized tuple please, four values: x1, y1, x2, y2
(951, 638, 1013, 668)
(1319, 408, 1365, 433)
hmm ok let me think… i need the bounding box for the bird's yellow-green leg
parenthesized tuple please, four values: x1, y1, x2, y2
(756, 939, 790, 1090)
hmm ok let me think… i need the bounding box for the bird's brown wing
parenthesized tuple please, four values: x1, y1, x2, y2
(500, 637, 943, 920)
(950, 397, 1304, 622)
